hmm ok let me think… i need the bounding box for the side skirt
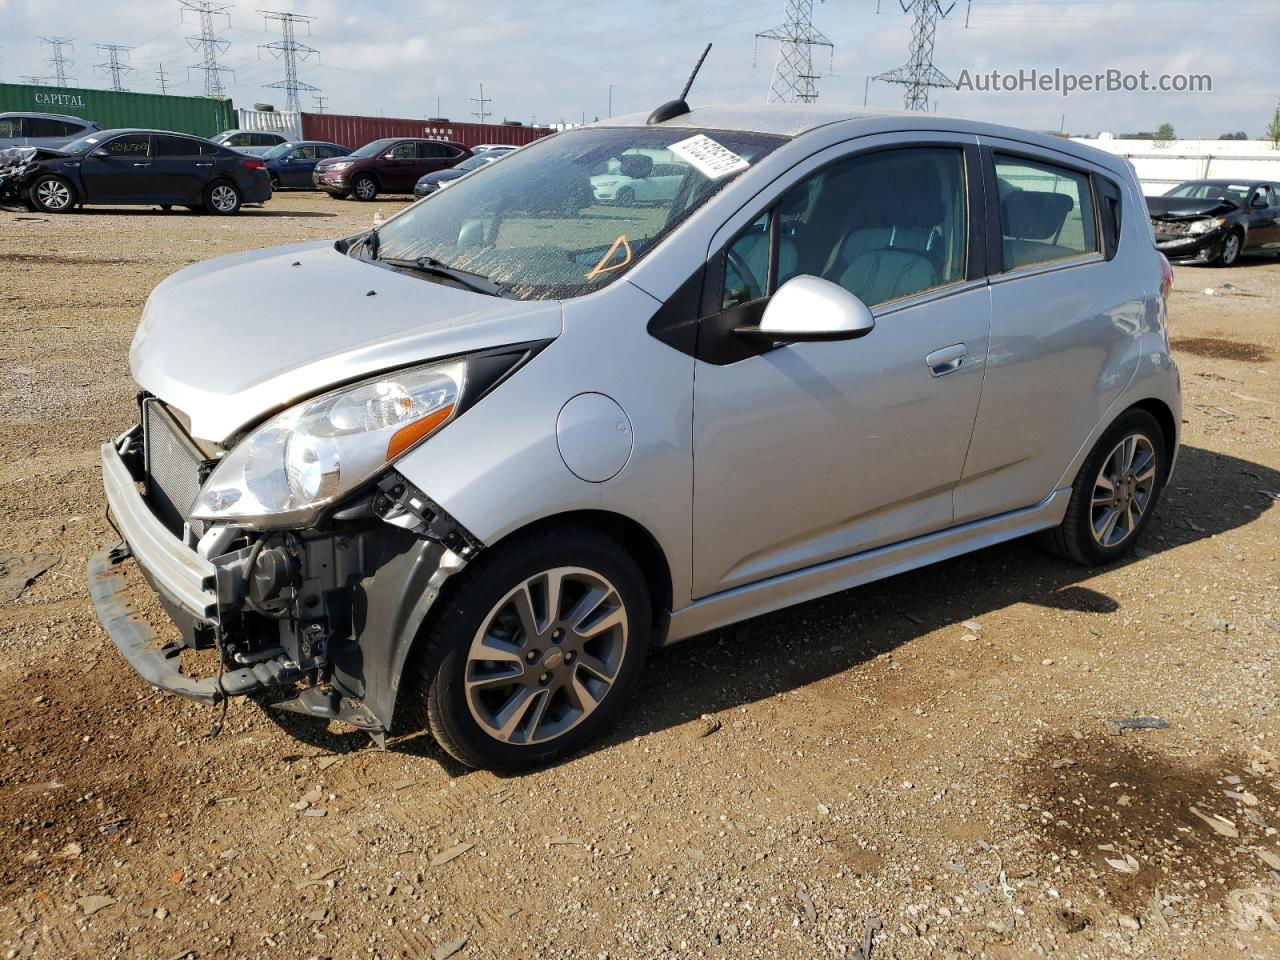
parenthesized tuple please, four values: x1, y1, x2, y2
(664, 488, 1071, 644)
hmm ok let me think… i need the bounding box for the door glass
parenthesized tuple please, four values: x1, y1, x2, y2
(418, 142, 451, 159)
(294, 146, 317, 160)
(723, 212, 771, 309)
(153, 135, 199, 157)
(104, 135, 150, 157)
(389, 142, 416, 159)
(994, 156, 1097, 270)
(27, 117, 75, 137)
(0, 117, 20, 138)
(722, 146, 969, 309)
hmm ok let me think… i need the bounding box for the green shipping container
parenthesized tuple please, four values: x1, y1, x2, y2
(0, 82, 235, 138)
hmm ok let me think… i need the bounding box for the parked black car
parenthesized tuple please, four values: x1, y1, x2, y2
(1147, 179, 1280, 266)
(0, 128, 272, 215)
(412, 151, 500, 197)
(263, 140, 351, 189)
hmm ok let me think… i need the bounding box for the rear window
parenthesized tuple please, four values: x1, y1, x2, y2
(154, 135, 201, 157)
(995, 155, 1098, 271)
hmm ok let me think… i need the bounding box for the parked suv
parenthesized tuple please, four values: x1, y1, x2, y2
(212, 129, 291, 156)
(89, 105, 1180, 771)
(313, 137, 470, 200)
(0, 112, 100, 149)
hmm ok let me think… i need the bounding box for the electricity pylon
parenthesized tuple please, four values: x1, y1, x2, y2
(755, 0, 833, 104)
(873, 0, 961, 111)
(259, 11, 320, 113)
(95, 44, 135, 91)
(178, 0, 234, 98)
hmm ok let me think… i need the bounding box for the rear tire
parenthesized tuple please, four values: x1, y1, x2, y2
(405, 526, 652, 771)
(352, 174, 378, 201)
(29, 175, 76, 214)
(1038, 408, 1167, 566)
(203, 181, 241, 215)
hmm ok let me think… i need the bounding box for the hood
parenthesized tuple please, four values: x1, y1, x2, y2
(130, 241, 563, 442)
(0, 145, 66, 168)
(314, 156, 349, 170)
(421, 169, 464, 184)
(1146, 195, 1236, 220)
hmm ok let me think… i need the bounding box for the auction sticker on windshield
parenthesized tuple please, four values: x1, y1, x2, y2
(669, 134, 749, 179)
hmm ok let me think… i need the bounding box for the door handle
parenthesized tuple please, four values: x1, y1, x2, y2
(926, 343, 967, 377)
(195, 162, 213, 167)
(132, 162, 150, 167)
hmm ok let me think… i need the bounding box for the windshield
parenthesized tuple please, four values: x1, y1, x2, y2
(263, 142, 296, 159)
(61, 133, 106, 154)
(350, 138, 396, 158)
(372, 126, 786, 300)
(1166, 182, 1249, 204)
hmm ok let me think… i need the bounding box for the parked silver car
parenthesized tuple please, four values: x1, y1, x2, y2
(0, 112, 100, 149)
(90, 103, 1180, 770)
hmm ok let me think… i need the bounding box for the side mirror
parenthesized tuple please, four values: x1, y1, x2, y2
(90, 147, 110, 158)
(383, 152, 398, 160)
(735, 275, 876, 342)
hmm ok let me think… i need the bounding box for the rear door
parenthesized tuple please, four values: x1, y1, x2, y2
(417, 141, 462, 179)
(955, 142, 1140, 523)
(79, 133, 154, 202)
(151, 135, 208, 202)
(1245, 184, 1280, 251)
(280, 145, 315, 187)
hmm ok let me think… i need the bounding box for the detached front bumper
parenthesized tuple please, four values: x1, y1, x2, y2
(88, 438, 300, 704)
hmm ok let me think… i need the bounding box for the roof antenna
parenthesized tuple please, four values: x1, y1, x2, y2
(647, 42, 711, 125)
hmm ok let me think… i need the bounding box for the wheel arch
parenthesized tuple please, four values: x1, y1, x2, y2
(1128, 397, 1177, 471)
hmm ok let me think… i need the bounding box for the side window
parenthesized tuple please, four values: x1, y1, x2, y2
(227, 133, 253, 146)
(318, 145, 345, 159)
(153, 135, 199, 157)
(721, 146, 969, 309)
(104, 134, 150, 157)
(253, 133, 280, 147)
(723, 213, 771, 309)
(389, 142, 417, 159)
(418, 142, 451, 159)
(0, 117, 20, 138)
(200, 141, 222, 156)
(27, 117, 77, 137)
(994, 155, 1098, 271)
(293, 145, 317, 160)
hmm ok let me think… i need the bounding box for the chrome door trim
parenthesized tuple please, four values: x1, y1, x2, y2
(664, 487, 1070, 644)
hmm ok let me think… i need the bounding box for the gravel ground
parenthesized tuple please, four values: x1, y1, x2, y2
(0, 193, 1278, 960)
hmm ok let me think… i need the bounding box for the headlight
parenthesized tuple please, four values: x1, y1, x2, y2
(1188, 217, 1226, 235)
(192, 360, 465, 526)
(326, 160, 353, 171)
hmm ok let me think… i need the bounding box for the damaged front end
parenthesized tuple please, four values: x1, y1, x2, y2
(0, 146, 41, 210)
(88, 401, 481, 746)
(1145, 196, 1237, 263)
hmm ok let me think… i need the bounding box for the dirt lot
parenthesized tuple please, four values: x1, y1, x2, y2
(1, 192, 1278, 960)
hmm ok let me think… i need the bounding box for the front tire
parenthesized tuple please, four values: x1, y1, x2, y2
(29, 175, 76, 214)
(1039, 408, 1167, 566)
(351, 174, 378, 201)
(1217, 230, 1242, 266)
(204, 181, 241, 215)
(407, 527, 651, 771)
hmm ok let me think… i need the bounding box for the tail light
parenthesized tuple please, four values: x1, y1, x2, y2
(240, 159, 266, 170)
(1159, 253, 1173, 302)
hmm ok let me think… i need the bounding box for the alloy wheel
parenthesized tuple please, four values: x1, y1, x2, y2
(210, 185, 237, 212)
(1089, 433, 1157, 548)
(464, 566, 629, 746)
(36, 179, 72, 211)
(1221, 233, 1240, 265)
(355, 177, 376, 200)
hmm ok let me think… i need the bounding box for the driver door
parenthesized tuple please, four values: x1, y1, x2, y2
(1246, 184, 1280, 252)
(80, 133, 154, 202)
(691, 138, 991, 597)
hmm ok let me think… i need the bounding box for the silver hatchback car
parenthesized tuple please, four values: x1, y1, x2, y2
(90, 103, 1180, 770)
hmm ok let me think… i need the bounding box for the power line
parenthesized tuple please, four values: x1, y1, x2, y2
(155, 62, 170, 94)
(95, 44, 135, 92)
(178, 0, 234, 98)
(312, 95, 327, 113)
(471, 82, 492, 123)
(258, 11, 320, 113)
(873, 0, 965, 111)
(38, 36, 76, 88)
(755, 0, 833, 103)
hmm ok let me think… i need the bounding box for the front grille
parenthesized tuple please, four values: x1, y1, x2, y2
(143, 399, 205, 536)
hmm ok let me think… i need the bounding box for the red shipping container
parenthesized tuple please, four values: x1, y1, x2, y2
(299, 112, 552, 151)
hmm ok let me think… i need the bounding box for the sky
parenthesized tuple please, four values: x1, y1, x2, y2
(0, 0, 1276, 138)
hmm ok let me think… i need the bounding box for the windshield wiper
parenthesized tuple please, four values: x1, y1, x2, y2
(377, 255, 512, 298)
